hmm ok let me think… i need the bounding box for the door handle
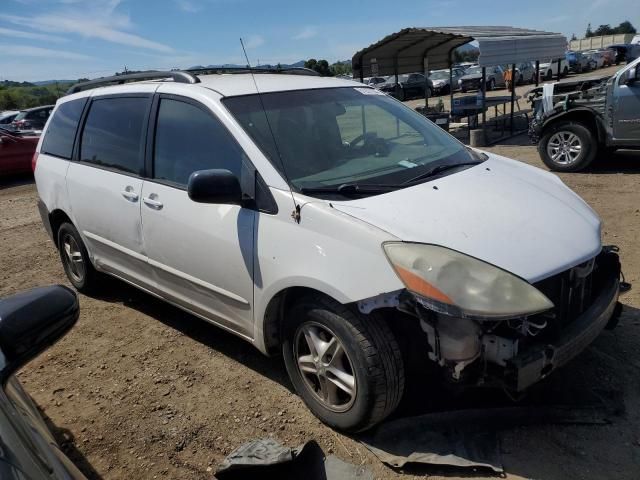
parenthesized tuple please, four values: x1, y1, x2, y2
(121, 187, 139, 202)
(143, 195, 163, 210)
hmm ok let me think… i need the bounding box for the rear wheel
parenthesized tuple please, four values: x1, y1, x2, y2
(538, 121, 597, 172)
(282, 294, 404, 432)
(57, 222, 100, 293)
(563, 66, 569, 77)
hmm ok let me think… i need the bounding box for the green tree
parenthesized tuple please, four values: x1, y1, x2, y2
(570, 33, 577, 41)
(615, 21, 636, 34)
(304, 58, 333, 76)
(585, 23, 593, 38)
(594, 24, 614, 36)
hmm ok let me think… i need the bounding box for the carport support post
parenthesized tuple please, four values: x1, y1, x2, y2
(449, 52, 454, 113)
(535, 60, 539, 87)
(424, 57, 429, 108)
(556, 58, 561, 82)
(510, 63, 516, 135)
(481, 66, 487, 143)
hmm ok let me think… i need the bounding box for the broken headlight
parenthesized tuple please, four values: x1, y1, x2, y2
(383, 243, 553, 319)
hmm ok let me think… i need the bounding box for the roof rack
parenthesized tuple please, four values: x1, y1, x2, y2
(66, 70, 200, 95)
(185, 66, 320, 77)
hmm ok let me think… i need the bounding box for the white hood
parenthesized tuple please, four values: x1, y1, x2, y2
(331, 154, 602, 283)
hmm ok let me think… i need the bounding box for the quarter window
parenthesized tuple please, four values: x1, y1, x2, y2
(80, 97, 149, 175)
(41, 98, 87, 159)
(153, 98, 244, 186)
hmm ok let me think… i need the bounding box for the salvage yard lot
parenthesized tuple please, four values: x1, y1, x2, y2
(2, 138, 640, 479)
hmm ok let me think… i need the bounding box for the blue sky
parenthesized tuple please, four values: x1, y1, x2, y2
(1, 0, 638, 81)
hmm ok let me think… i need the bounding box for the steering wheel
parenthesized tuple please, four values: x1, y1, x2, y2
(346, 132, 390, 157)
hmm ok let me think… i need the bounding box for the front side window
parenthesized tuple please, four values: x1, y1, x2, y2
(80, 97, 149, 175)
(153, 98, 244, 186)
(224, 87, 479, 194)
(41, 98, 87, 159)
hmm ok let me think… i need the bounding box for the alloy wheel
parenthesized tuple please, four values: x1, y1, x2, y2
(62, 234, 85, 283)
(547, 131, 583, 165)
(294, 322, 356, 412)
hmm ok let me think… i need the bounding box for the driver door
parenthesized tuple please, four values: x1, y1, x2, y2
(140, 94, 256, 337)
(613, 63, 640, 143)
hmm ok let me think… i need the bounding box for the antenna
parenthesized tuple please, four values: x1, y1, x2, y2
(239, 38, 301, 223)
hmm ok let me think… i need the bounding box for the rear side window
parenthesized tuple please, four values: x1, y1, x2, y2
(80, 97, 150, 175)
(41, 99, 87, 159)
(153, 98, 244, 186)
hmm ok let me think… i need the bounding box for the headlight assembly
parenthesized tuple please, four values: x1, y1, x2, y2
(383, 243, 553, 319)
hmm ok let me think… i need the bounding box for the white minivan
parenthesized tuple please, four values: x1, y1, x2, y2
(35, 69, 622, 432)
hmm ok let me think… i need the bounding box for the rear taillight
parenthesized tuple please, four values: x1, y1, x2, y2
(32, 151, 39, 172)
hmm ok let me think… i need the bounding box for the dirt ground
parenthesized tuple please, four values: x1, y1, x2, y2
(2, 69, 640, 479)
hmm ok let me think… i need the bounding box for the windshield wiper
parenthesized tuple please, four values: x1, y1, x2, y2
(402, 160, 484, 185)
(300, 183, 403, 196)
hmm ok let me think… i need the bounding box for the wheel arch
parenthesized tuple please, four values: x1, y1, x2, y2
(541, 109, 605, 144)
(259, 285, 348, 356)
(49, 209, 74, 247)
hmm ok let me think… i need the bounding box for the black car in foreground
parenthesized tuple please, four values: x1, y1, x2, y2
(0, 285, 85, 479)
(378, 73, 433, 100)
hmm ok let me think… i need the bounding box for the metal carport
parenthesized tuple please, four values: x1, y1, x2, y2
(352, 26, 567, 143)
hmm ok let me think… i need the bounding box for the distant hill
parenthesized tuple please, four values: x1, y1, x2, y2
(188, 60, 307, 70)
(32, 80, 75, 86)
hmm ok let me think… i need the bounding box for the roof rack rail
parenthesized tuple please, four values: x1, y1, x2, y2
(66, 70, 200, 95)
(185, 66, 320, 77)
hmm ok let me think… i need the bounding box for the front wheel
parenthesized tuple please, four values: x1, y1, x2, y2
(282, 295, 404, 432)
(538, 121, 597, 172)
(487, 79, 495, 91)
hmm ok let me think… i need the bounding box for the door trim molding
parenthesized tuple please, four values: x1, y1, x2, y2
(148, 258, 250, 305)
(84, 230, 250, 305)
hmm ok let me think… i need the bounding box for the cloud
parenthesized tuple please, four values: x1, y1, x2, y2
(0, 27, 67, 43)
(175, 0, 202, 13)
(242, 34, 264, 49)
(293, 26, 318, 40)
(0, 44, 92, 61)
(0, 0, 174, 53)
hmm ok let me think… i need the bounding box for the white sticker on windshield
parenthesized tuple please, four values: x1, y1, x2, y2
(354, 87, 385, 96)
(398, 160, 418, 168)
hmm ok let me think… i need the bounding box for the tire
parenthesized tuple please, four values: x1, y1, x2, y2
(57, 222, 100, 293)
(397, 87, 406, 101)
(545, 70, 553, 80)
(282, 294, 404, 432)
(538, 121, 598, 172)
(487, 79, 495, 91)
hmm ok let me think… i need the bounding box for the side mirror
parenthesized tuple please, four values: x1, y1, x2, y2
(187, 169, 242, 205)
(0, 286, 79, 382)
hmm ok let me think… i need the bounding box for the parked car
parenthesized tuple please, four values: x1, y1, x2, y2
(0, 111, 19, 125)
(565, 51, 591, 73)
(378, 73, 433, 100)
(428, 68, 465, 94)
(538, 58, 569, 80)
(599, 48, 616, 66)
(0, 285, 85, 479)
(458, 65, 505, 92)
(514, 62, 536, 84)
(583, 50, 606, 69)
(11, 105, 54, 131)
(529, 57, 640, 171)
(608, 43, 640, 63)
(36, 70, 623, 432)
(365, 76, 387, 87)
(0, 127, 40, 176)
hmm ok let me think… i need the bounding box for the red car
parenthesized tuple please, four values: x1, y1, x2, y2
(0, 127, 39, 176)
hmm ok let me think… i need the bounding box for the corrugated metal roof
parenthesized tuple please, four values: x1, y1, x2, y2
(352, 26, 567, 77)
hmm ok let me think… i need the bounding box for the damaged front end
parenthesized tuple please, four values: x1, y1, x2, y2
(362, 246, 623, 393)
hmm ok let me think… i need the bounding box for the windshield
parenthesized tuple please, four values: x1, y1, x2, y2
(465, 67, 482, 75)
(430, 71, 449, 80)
(223, 87, 478, 194)
(13, 111, 28, 121)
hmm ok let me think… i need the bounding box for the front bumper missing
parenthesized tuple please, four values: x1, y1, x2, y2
(506, 255, 620, 391)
